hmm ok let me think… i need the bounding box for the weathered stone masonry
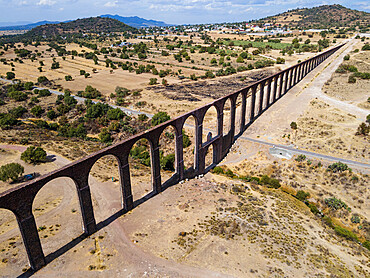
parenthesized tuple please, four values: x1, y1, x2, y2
(0, 44, 344, 271)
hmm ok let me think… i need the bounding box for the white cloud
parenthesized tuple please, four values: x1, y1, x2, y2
(104, 1, 118, 7)
(37, 0, 56, 6)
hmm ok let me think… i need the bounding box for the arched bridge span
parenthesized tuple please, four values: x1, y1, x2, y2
(0, 44, 344, 271)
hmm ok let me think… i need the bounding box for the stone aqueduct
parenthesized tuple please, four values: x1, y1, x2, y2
(0, 44, 344, 271)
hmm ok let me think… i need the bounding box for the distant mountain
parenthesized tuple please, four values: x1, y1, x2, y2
(100, 14, 170, 28)
(0, 21, 60, 31)
(254, 4, 370, 29)
(0, 21, 32, 27)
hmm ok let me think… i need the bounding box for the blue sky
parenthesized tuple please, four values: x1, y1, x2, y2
(0, 0, 369, 25)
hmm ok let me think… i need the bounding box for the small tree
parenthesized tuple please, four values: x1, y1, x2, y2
(138, 114, 148, 121)
(161, 153, 175, 171)
(149, 78, 157, 85)
(348, 75, 356, 83)
(37, 76, 48, 84)
(21, 146, 47, 163)
(0, 163, 24, 182)
(296, 190, 310, 201)
(6, 72, 15, 80)
(24, 82, 34, 90)
(99, 128, 112, 143)
(47, 110, 57, 120)
(356, 122, 369, 136)
(30, 105, 44, 117)
(236, 56, 244, 63)
(290, 121, 298, 130)
(65, 75, 72, 81)
(152, 111, 170, 126)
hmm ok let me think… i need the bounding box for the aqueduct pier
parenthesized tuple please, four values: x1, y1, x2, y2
(0, 44, 344, 271)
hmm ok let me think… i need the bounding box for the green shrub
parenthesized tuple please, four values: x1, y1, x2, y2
(348, 75, 356, 83)
(130, 145, 150, 166)
(362, 44, 370, 51)
(296, 190, 310, 201)
(8, 91, 27, 101)
(260, 175, 281, 188)
(276, 57, 285, 64)
(363, 241, 370, 251)
(323, 216, 334, 228)
(290, 121, 297, 130)
(343, 54, 350, 61)
(356, 122, 369, 136)
(152, 111, 170, 126)
(30, 105, 44, 117)
(0, 113, 18, 129)
(0, 163, 24, 182)
(37, 89, 51, 97)
(334, 226, 358, 241)
(138, 114, 148, 121)
(65, 75, 72, 81)
(212, 166, 224, 174)
(347, 65, 358, 72)
(99, 128, 112, 143)
(149, 78, 157, 85)
(37, 76, 48, 84)
(6, 72, 15, 80)
(182, 130, 191, 148)
(225, 169, 235, 178)
(161, 153, 175, 171)
(107, 108, 126, 120)
(82, 85, 101, 99)
(327, 162, 349, 173)
(9, 106, 27, 118)
(21, 146, 47, 163)
(236, 56, 244, 63)
(325, 197, 348, 210)
(351, 214, 361, 224)
(295, 154, 306, 162)
(306, 202, 320, 214)
(335, 67, 346, 73)
(24, 82, 34, 90)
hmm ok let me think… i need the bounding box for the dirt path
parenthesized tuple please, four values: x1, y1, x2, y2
(243, 38, 360, 142)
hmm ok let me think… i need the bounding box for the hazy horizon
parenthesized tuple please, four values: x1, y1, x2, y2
(0, 0, 369, 26)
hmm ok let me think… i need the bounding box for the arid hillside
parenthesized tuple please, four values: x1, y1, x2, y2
(256, 4, 370, 29)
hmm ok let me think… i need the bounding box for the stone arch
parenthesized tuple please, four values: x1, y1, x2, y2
(158, 125, 178, 187)
(88, 154, 123, 224)
(255, 83, 262, 116)
(204, 143, 215, 172)
(128, 137, 154, 203)
(222, 98, 232, 135)
(32, 176, 82, 258)
(234, 92, 244, 135)
(0, 208, 29, 276)
(182, 114, 197, 174)
(202, 105, 219, 143)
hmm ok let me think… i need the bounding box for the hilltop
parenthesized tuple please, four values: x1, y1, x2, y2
(255, 4, 370, 29)
(24, 17, 136, 39)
